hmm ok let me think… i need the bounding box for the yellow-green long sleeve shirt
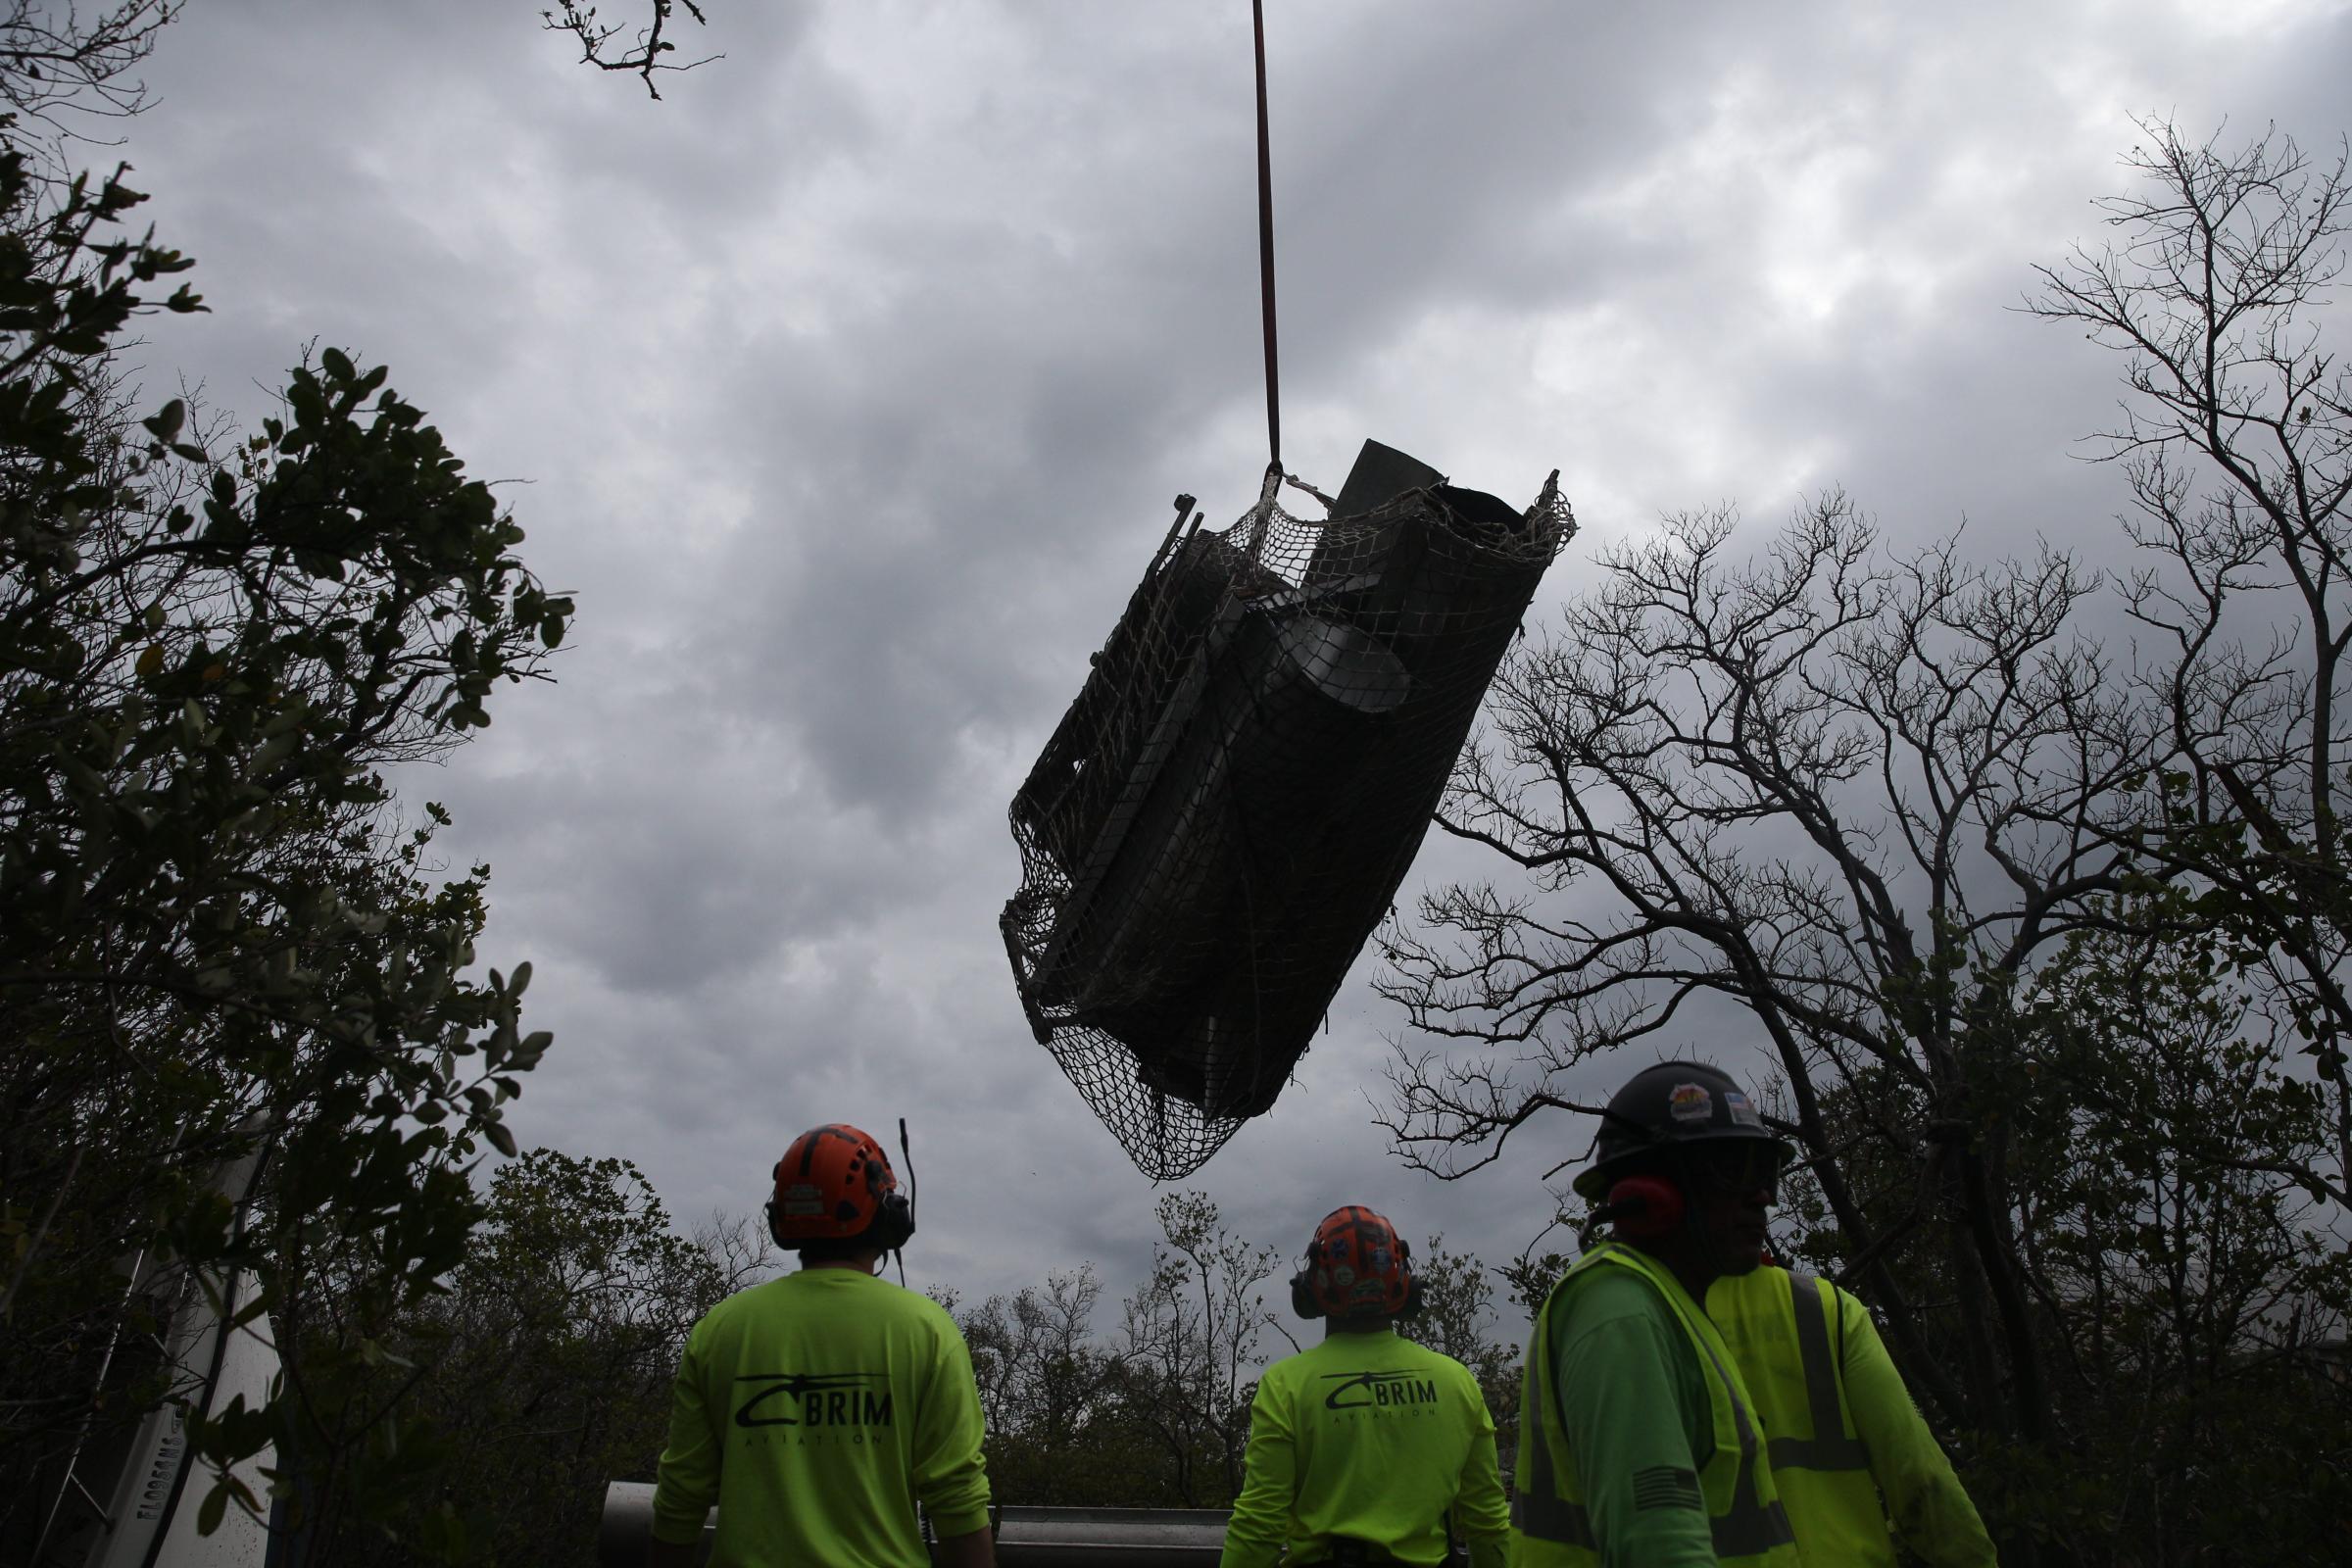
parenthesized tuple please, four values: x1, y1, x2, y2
(651, 1267, 991, 1568)
(1704, 1266, 1996, 1568)
(1829, 1282, 1997, 1567)
(1220, 1327, 1510, 1568)
(1543, 1264, 1721, 1566)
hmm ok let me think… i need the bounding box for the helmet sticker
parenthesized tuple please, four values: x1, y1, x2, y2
(1723, 1090, 1763, 1128)
(1303, 1204, 1413, 1318)
(1667, 1082, 1714, 1123)
(780, 1183, 825, 1217)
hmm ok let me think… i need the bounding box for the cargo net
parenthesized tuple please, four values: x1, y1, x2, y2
(1002, 456, 1575, 1179)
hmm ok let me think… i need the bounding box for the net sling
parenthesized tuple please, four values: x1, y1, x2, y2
(1002, 440, 1575, 1178)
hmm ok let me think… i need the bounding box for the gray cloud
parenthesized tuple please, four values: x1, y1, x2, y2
(108, 0, 2352, 1324)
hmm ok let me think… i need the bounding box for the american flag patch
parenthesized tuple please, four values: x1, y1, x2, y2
(1632, 1465, 1702, 1512)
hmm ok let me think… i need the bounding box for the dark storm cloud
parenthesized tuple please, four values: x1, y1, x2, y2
(106, 0, 2352, 1316)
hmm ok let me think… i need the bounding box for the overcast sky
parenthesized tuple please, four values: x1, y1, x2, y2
(112, 0, 2352, 1328)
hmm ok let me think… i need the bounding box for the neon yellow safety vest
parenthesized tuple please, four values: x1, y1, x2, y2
(1707, 1266, 1893, 1566)
(1513, 1244, 1800, 1567)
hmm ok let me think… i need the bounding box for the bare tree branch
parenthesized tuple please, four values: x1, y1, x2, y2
(542, 1, 719, 100)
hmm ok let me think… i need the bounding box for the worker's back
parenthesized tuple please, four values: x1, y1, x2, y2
(1707, 1266, 1998, 1568)
(1224, 1328, 1506, 1567)
(654, 1268, 991, 1568)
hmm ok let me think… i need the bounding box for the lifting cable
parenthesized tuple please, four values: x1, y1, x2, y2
(1252, 0, 1282, 483)
(1249, 5, 1337, 517)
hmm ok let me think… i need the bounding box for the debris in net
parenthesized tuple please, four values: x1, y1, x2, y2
(1002, 440, 1576, 1179)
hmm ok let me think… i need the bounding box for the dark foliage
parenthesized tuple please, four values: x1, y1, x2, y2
(0, 33, 569, 1555)
(309, 1151, 763, 1567)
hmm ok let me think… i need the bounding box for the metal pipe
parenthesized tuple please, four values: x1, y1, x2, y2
(599, 1484, 1230, 1567)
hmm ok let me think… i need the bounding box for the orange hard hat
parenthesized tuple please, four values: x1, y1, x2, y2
(766, 1123, 911, 1248)
(1292, 1204, 1419, 1319)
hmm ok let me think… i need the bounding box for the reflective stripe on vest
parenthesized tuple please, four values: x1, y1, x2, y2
(1509, 1368, 1592, 1546)
(1688, 1319, 1795, 1557)
(1513, 1252, 1794, 1558)
(1768, 1271, 1870, 1474)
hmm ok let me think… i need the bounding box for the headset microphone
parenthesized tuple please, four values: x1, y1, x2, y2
(893, 1117, 918, 1285)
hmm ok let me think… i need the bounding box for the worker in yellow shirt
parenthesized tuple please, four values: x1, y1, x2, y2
(1220, 1205, 1510, 1568)
(1513, 1061, 1804, 1566)
(1707, 1262, 1997, 1566)
(648, 1123, 993, 1568)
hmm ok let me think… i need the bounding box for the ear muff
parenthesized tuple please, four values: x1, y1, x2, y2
(1605, 1174, 1687, 1240)
(870, 1191, 915, 1252)
(1395, 1236, 1424, 1318)
(765, 1194, 912, 1253)
(1289, 1268, 1323, 1320)
(766, 1191, 913, 1252)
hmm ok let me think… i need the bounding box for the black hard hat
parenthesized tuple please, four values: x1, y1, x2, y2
(1571, 1060, 1793, 1200)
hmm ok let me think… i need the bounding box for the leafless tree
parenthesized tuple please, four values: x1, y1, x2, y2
(2027, 119, 2352, 1155)
(0, 1, 178, 161)
(959, 1265, 1110, 1453)
(1378, 491, 2148, 1443)
(542, 1, 718, 100)
(1375, 118, 2352, 1559)
(1112, 1192, 1295, 1504)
